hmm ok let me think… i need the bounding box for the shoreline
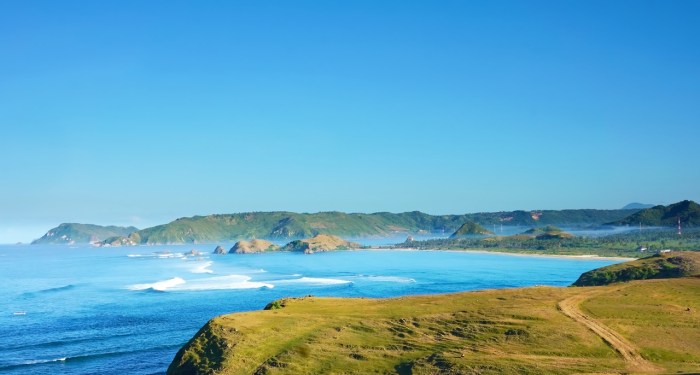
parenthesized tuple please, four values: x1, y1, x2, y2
(365, 247, 636, 261)
(13, 243, 638, 261)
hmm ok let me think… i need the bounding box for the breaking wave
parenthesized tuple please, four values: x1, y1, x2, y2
(23, 357, 67, 365)
(127, 275, 273, 292)
(176, 275, 274, 291)
(128, 277, 186, 292)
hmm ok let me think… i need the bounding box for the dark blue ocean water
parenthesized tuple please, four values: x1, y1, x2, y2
(0, 244, 622, 374)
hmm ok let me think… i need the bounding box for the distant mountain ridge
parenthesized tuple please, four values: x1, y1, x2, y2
(32, 223, 138, 245)
(110, 209, 637, 245)
(32, 208, 642, 245)
(608, 200, 700, 227)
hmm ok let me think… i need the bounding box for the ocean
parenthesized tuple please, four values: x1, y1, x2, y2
(0, 244, 622, 374)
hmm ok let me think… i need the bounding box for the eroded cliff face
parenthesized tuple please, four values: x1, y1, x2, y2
(167, 319, 232, 375)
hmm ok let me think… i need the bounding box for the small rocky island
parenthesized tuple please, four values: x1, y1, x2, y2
(229, 239, 279, 254)
(280, 234, 361, 254)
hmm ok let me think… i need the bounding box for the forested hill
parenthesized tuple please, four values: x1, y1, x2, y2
(608, 200, 700, 227)
(119, 209, 636, 245)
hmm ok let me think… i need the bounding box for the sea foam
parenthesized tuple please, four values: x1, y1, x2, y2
(356, 275, 416, 283)
(190, 261, 214, 274)
(128, 277, 186, 291)
(128, 275, 273, 292)
(175, 275, 273, 291)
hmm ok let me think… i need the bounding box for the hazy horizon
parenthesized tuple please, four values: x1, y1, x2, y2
(2, 1, 699, 243)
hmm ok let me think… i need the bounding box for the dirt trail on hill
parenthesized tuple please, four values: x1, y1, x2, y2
(558, 288, 660, 373)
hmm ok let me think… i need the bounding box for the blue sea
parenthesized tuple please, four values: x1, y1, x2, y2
(0, 244, 623, 374)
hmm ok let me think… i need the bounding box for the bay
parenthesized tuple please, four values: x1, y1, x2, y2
(0, 244, 622, 374)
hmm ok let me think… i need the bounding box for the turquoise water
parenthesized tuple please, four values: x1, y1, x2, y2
(0, 244, 622, 374)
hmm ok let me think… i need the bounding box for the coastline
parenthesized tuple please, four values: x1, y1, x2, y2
(367, 247, 636, 261)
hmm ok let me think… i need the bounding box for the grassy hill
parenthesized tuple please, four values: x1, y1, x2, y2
(573, 251, 700, 286)
(31, 223, 138, 245)
(104, 209, 636, 245)
(168, 278, 700, 374)
(449, 221, 493, 237)
(610, 200, 700, 227)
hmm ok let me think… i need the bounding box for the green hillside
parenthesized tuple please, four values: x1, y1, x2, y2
(573, 251, 700, 286)
(105, 209, 636, 245)
(31, 223, 138, 245)
(449, 221, 493, 237)
(610, 200, 700, 227)
(168, 278, 700, 374)
(521, 225, 574, 239)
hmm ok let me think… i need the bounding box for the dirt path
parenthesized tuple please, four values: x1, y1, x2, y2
(558, 288, 660, 373)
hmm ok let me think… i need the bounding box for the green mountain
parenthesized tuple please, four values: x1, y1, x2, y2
(449, 221, 493, 237)
(609, 200, 700, 227)
(101, 209, 637, 245)
(32, 223, 138, 245)
(573, 251, 700, 286)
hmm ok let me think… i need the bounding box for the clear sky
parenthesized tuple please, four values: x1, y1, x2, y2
(1, 1, 699, 243)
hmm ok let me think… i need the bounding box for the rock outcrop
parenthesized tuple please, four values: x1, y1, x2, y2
(281, 234, 361, 254)
(229, 239, 280, 254)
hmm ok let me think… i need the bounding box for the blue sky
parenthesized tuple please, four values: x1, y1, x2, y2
(1, 1, 699, 242)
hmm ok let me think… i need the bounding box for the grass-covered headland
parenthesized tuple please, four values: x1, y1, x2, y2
(168, 253, 700, 374)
